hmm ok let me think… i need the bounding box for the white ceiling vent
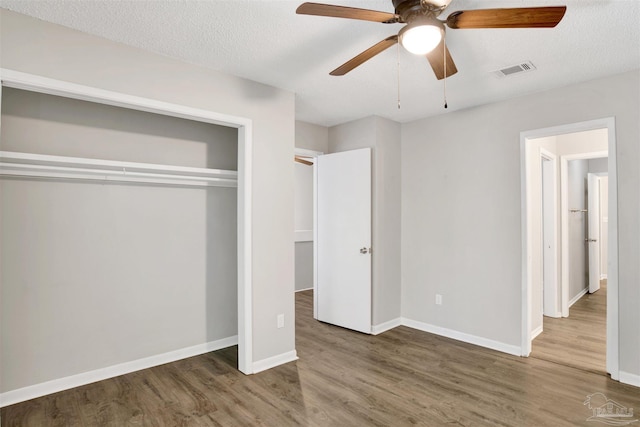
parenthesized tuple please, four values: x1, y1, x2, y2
(493, 61, 537, 78)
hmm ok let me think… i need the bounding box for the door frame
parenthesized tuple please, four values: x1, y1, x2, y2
(560, 152, 607, 315)
(587, 172, 605, 294)
(520, 117, 619, 380)
(0, 69, 254, 374)
(540, 148, 559, 319)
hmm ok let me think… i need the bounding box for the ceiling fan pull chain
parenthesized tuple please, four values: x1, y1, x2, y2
(443, 34, 448, 109)
(397, 42, 401, 109)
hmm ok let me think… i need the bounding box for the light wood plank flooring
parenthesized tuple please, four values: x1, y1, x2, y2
(532, 281, 607, 375)
(3, 288, 639, 426)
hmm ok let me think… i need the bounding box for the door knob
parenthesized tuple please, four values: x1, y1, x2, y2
(360, 247, 370, 254)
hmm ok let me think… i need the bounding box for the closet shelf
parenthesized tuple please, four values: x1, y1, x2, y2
(0, 151, 238, 188)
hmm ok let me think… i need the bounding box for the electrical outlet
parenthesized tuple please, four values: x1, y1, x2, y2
(277, 314, 285, 329)
(435, 294, 443, 305)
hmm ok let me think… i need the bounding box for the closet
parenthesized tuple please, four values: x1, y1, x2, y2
(0, 86, 240, 396)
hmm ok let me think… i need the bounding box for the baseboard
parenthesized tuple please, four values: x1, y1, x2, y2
(569, 288, 589, 307)
(531, 325, 543, 339)
(372, 318, 402, 335)
(619, 371, 640, 388)
(600, 274, 608, 280)
(401, 318, 521, 356)
(252, 350, 298, 374)
(295, 287, 313, 293)
(0, 335, 238, 408)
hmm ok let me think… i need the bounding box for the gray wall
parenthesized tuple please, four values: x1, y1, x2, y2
(1, 88, 238, 392)
(1, 88, 238, 169)
(401, 70, 639, 378)
(294, 242, 314, 291)
(589, 157, 608, 174)
(328, 116, 401, 327)
(1, 7, 295, 384)
(295, 120, 329, 153)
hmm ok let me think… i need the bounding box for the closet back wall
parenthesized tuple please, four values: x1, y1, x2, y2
(0, 88, 238, 393)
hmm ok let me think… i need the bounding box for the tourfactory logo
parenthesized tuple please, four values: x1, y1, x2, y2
(584, 393, 638, 426)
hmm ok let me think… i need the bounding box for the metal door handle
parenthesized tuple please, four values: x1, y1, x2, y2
(585, 238, 597, 243)
(360, 247, 370, 254)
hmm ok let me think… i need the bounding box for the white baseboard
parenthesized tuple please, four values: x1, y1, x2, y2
(619, 371, 640, 388)
(545, 311, 562, 318)
(372, 318, 402, 335)
(600, 274, 608, 280)
(0, 335, 238, 408)
(252, 350, 298, 374)
(531, 325, 543, 339)
(295, 286, 313, 293)
(401, 318, 521, 356)
(569, 288, 589, 307)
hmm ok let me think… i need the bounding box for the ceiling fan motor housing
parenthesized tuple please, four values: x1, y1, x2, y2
(392, 0, 449, 22)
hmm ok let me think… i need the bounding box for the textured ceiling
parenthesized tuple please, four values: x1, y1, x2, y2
(1, 0, 639, 126)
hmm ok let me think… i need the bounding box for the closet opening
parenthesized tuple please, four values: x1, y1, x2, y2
(0, 70, 253, 406)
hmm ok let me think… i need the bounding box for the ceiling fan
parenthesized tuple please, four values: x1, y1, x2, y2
(296, 0, 567, 80)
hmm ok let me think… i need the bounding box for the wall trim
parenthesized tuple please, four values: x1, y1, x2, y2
(295, 287, 313, 293)
(569, 288, 589, 307)
(531, 325, 543, 340)
(619, 371, 640, 388)
(252, 351, 298, 374)
(372, 318, 402, 335)
(0, 336, 238, 408)
(401, 318, 521, 356)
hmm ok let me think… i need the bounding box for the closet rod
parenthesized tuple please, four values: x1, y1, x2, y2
(0, 151, 238, 188)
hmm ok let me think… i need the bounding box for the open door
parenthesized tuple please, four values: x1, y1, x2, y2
(587, 173, 601, 293)
(315, 148, 372, 334)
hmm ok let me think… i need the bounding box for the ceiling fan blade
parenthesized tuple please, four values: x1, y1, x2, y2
(296, 2, 398, 23)
(295, 156, 314, 166)
(446, 6, 567, 29)
(330, 35, 398, 76)
(425, 40, 458, 80)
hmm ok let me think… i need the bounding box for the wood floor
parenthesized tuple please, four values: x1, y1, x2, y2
(3, 288, 639, 426)
(531, 281, 607, 375)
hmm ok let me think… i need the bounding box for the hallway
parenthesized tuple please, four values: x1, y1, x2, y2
(532, 281, 607, 375)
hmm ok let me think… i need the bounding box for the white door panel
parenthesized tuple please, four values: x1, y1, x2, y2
(315, 148, 372, 334)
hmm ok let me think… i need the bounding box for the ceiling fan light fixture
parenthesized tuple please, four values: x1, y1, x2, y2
(399, 18, 444, 55)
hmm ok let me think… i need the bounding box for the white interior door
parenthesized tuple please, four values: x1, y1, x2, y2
(587, 173, 601, 293)
(314, 148, 372, 334)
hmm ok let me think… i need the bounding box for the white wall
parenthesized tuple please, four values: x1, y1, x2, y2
(328, 116, 401, 327)
(401, 70, 639, 379)
(0, 8, 296, 386)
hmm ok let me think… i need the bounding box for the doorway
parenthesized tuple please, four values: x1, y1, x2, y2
(520, 117, 619, 380)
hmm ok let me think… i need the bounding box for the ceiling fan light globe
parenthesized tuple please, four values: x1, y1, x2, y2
(399, 22, 443, 55)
